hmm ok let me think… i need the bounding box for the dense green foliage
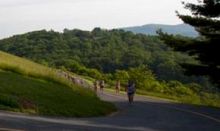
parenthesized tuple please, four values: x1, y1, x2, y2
(111, 66, 220, 107)
(0, 51, 116, 116)
(158, 0, 220, 87)
(114, 66, 204, 95)
(0, 28, 207, 84)
(1, 27, 219, 107)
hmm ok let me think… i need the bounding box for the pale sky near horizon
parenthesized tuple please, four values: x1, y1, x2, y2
(0, 0, 197, 39)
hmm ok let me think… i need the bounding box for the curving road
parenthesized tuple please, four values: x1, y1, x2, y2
(0, 90, 220, 131)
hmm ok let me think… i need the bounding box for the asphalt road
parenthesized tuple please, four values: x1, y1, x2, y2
(0, 90, 220, 131)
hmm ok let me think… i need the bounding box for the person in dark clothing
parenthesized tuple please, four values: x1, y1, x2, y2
(99, 80, 105, 93)
(93, 80, 99, 93)
(127, 80, 136, 104)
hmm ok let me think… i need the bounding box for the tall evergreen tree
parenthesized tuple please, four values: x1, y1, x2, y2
(158, 0, 220, 87)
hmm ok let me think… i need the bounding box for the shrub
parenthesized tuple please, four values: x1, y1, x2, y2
(166, 81, 194, 96)
(0, 94, 19, 108)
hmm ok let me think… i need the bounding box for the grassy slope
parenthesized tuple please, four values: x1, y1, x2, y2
(0, 51, 116, 117)
(0, 51, 69, 85)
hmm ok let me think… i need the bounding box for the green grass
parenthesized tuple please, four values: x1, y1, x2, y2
(0, 51, 70, 86)
(0, 51, 116, 117)
(136, 89, 220, 108)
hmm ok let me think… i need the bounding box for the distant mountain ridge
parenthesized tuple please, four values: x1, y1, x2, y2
(122, 24, 198, 37)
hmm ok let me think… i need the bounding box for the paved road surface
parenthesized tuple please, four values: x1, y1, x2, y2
(0, 90, 220, 131)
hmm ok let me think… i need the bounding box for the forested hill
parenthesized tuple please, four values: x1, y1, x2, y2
(122, 24, 198, 37)
(0, 28, 202, 83)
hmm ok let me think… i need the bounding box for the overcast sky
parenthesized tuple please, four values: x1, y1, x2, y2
(0, 0, 197, 39)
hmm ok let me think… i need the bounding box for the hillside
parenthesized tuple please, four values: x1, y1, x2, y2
(122, 24, 198, 37)
(0, 28, 200, 83)
(0, 51, 116, 116)
(0, 29, 219, 108)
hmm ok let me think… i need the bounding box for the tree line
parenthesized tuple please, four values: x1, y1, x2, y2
(0, 28, 209, 85)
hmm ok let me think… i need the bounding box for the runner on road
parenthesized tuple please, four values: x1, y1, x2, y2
(127, 80, 136, 104)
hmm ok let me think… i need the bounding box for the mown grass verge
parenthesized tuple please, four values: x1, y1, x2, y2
(136, 89, 220, 108)
(0, 51, 116, 117)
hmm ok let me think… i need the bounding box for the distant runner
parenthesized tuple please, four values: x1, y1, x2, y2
(115, 80, 120, 94)
(99, 80, 105, 93)
(93, 80, 99, 93)
(127, 80, 136, 104)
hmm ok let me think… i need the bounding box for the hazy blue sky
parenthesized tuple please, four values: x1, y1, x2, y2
(0, 0, 197, 38)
